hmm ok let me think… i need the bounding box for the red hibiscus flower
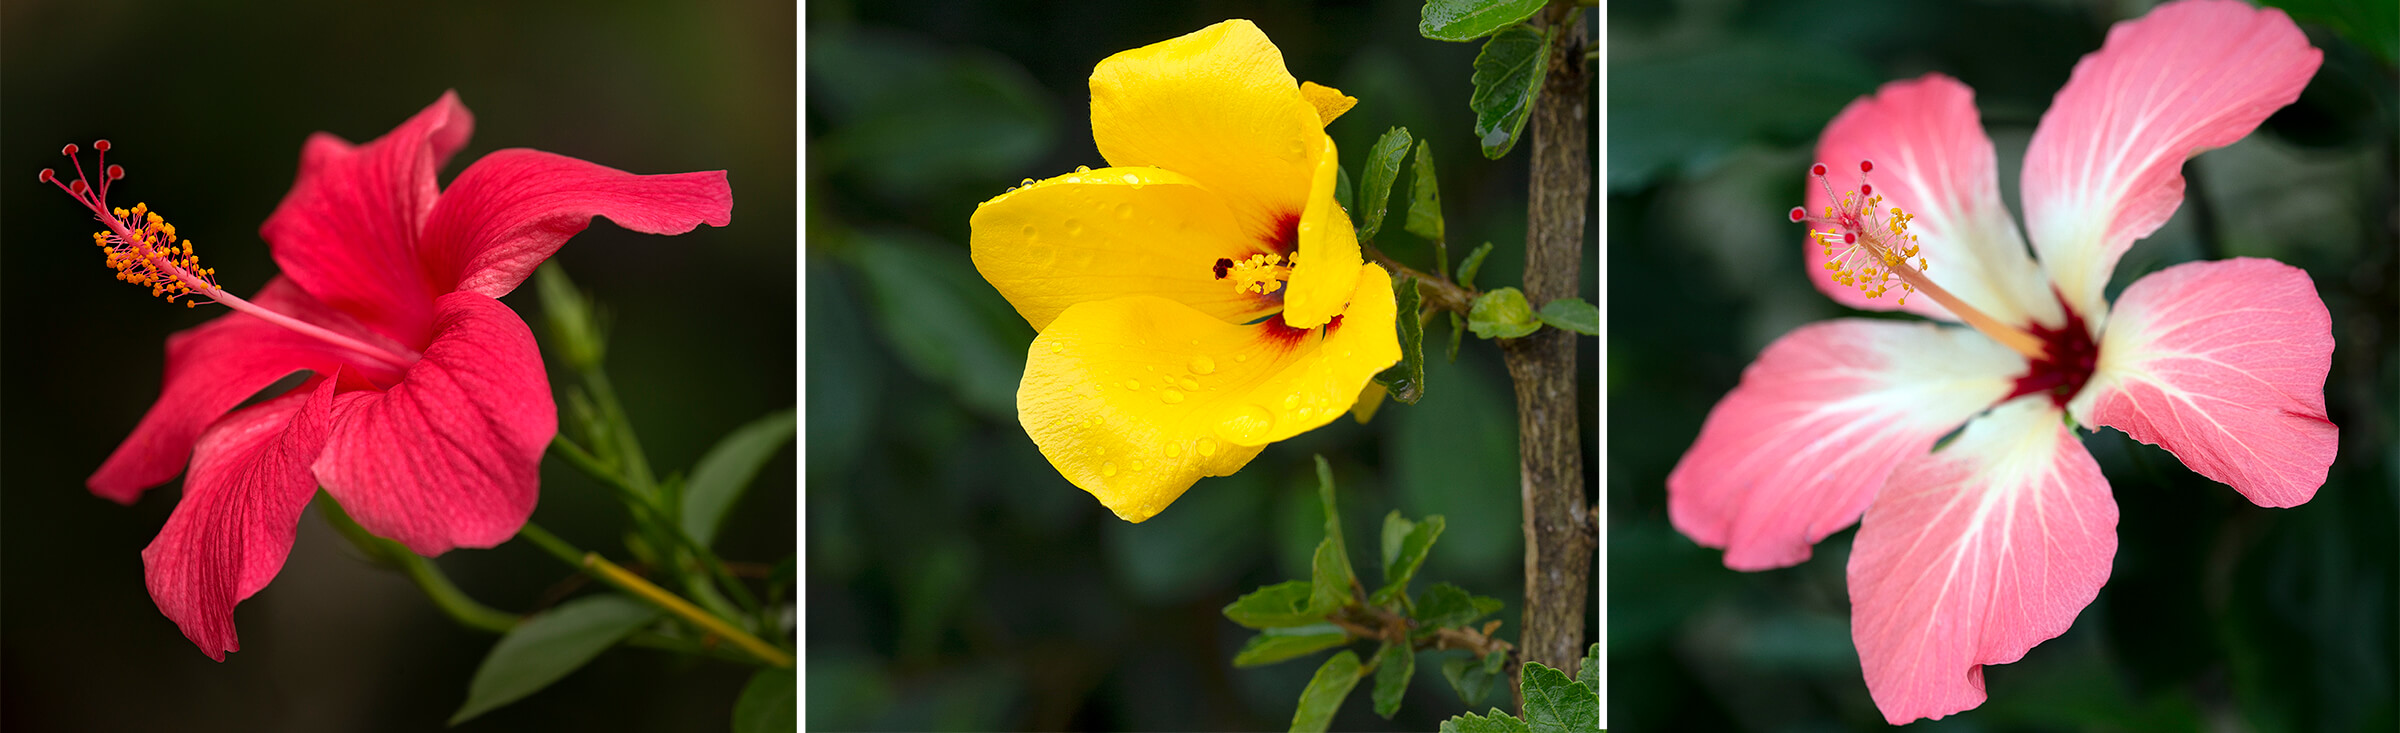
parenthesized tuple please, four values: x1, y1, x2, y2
(43, 91, 732, 660)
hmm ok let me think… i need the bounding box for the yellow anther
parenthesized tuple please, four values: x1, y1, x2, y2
(1225, 252, 1292, 296)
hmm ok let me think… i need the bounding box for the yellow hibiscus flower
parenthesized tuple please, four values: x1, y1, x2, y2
(969, 19, 1400, 522)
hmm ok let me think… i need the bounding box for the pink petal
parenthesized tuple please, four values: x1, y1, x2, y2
(2069, 258, 2336, 506)
(142, 376, 338, 661)
(90, 278, 402, 503)
(2023, 0, 2320, 324)
(1849, 398, 2116, 724)
(1807, 75, 2060, 329)
(259, 91, 476, 346)
(316, 292, 555, 555)
(1668, 319, 2024, 570)
(420, 149, 733, 299)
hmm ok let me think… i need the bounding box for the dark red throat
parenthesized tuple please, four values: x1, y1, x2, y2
(2001, 295, 2097, 409)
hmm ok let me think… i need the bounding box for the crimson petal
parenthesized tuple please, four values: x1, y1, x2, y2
(420, 148, 732, 299)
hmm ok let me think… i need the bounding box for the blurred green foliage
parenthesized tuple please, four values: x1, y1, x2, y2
(1608, 1, 2398, 731)
(806, 1, 1595, 729)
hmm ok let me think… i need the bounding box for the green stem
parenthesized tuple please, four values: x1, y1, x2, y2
(552, 434, 766, 621)
(320, 494, 518, 634)
(581, 368, 657, 492)
(519, 523, 793, 668)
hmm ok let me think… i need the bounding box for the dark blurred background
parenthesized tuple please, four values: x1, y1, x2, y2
(805, 1, 1595, 730)
(2, 1, 795, 731)
(1608, 0, 2397, 730)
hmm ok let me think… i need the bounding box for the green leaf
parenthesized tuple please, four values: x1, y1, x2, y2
(1468, 22, 1553, 159)
(1354, 127, 1415, 242)
(680, 409, 797, 547)
(1334, 164, 1354, 215)
(1306, 456, 1356, 614)
(733, 668, 798, 733)
(854, 231, 1032, 418)
(1441, 650, 1509, 707)
(1377, 513, 1446, 599)
(1224, 580, 1325, 629)
(1438, 708, 1533, 733)
(1372, 275, 1427, 404)
(1404, 140, 1446, 246)
(450, 594, 661, 725)
(1419, 0, 1549, 42)
(1446, 312, 1465, 362)
(1290, 650, 1366, 733)
(1371, 640, 1416, 718)
(1416, 582, 1504, 629)
(1535, 297, 1597, 336)
(1235, 623, 1351, 667)
(1579, 642, 1599, 697)
(533, 263, 607, 370)
(1456, 241, 1493, 290)
(1521, 661, 1599, 733)
(1467, 287, 1542, 339)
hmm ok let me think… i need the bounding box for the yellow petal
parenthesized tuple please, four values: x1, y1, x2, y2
(1350, 381, 1389, 423)
(971, 166, 1282, 331)
(1280, 135, 1362, 329)
(1089, 19, 1327, 247)
(1300, 81, 1356, 126)
(1018, 264, 1400, 521)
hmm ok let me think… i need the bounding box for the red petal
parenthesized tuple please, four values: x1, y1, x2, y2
(316, 292, 554, 555)
(260, 91, 475, 346)
(1668, 320, 2023, 570)
(141, 376, 338, 661)
(90, 278, 399, 503)
(2072, 258, 2336, 506)
(1849, 398, 2116, 724)
(420, 149, 732, 299)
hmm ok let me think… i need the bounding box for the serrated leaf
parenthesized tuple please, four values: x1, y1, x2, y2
(450, 595, 661, 725)
(1377, 514, 1445, 599)
(733, 667, 797, 733)
(1235, 623, 1351, 667)
(1521, 661, 1599, 733)
(1467, 287, 1541, 339)
(1456, 242, 1493, 290)
(1355, 127, 1415, 242)
(1405, 141, 1446, 246)
(1371, 640, 1416, 718)
(1225, 580, 1324, 629)
(1441, 650, 1509, 706)
(1439, 708, 1532, 733)
(1579, 642, 1598, 697)
(1290, 650, 1366, 732)
(1535, 297, 1597, 336)
(1416, 582, 1505, 629)
(1419, 0, 1549, 42)
(1469, 23, 1553, 159)
(1372, 276, 1427, 404)
(681, 408, 797, 547)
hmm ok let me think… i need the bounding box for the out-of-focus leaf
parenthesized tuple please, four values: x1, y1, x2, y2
(733, 668, 797, 733)
(450, 595, 661, 725)
(1521, 661, 1599, 733)
(1373, 275, 1427, 404)
(2260, 0, 2397, 64)
(533, 263, 606, 370)
(1109, 468, 1267, 603)
(1579, 642, 1599, 697)
(805, 258, 881, 485)
(1335, 164, 1356, 215)
(1356, 127, 1416, 242)
(1290, 650, 1366, 732)
(897, 542, 974, 660)
(1442, 650, 1509, 707)
(1447, 313, 1465, 361)
(1390, 352, 1518, 578)
(1371, 640, 1416, 718)
(1416, 582, 1505, 629)
(1457, 242, 1494, 289)
(1468, 287, 1542, 339)
(1536, 297, 1598, 336)
(1608, 42, 1876, 190)
(681, 408, 796, 547)
(1224, 580, 1324, 629)
(1234, 623, 1351, 667)
(1420, 0, 1550, 42)
(1308, 536, 1354, 615)
(1438, 708, 1532, 733)
(1405, 141, 1447, 247)
(1469, 23, 1553, 159)
(809, 28, 1055, 200)
(853, 230, 1031, 418)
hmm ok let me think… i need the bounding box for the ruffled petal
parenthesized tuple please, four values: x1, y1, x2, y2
(1018, 264, 1398, 521)
(1668, 319, 2023, 570)
(1849, 398, 2116, 725)
(316, 292, 554, 555)
(1807, 75, 2060, 329)
(2068, 258, 2336, 507)
(259, 91, 475, 346)
(1089, 19, 1328, 246)
(141, 377, 338, 661)
(1300, 81, 1356, 126)
(1280, 135, 1362, 329)
(420, 149, 733, 299)
(970, 166, 1281, 331)
(2023, 0, 2320, 325)
(90, 278, 401, 503)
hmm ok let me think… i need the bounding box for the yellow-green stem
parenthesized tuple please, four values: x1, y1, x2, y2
(519, 523, 792, 668)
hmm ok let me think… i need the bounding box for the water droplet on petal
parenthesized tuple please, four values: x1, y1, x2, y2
(1161, 390, 1185, 404)
(1124, 379, 1143, 391)
(1074, 165, 1092, 173)
(1115, 202, 1133, 220)
(1048, 343, 1063, 354)
(1065, 219, 1083, 237)
(1197, 438, 1218, 456)
(1021, 224, 1037, 240)
(1129, 461, 1145, 472)
(1179, 377, 1199, 391)
(1190, 356, 1216, 374)
(1164, 443, 1182, 458)
(1020, 178, 1036, 187)
(1235, 355, 1249, 363)
(1219, 405, 1273, 443)
(1101, 462, 1118, 477)
(1282, 394, 1301, 410)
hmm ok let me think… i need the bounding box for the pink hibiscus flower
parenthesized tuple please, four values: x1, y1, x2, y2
(41, 92, 733, 660)
(1666, 0, 2334, 723)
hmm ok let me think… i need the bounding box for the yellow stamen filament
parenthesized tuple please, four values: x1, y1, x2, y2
(95, 202, 219, 306)
(1809, 193, 2041, 359)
